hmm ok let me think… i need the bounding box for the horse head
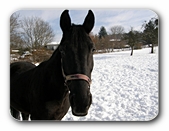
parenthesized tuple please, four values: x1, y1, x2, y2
(59, 10, 95, 116)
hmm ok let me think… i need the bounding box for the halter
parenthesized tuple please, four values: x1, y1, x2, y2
(61, 59, 92, 86)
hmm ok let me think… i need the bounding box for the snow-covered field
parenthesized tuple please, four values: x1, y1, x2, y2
(62, 47, 159, 121)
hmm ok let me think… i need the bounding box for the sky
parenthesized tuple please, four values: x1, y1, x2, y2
(15, 9, 158, 43)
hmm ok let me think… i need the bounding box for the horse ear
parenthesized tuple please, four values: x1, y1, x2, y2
(83, 10, 95, 34)
(60, 10, 71, 32)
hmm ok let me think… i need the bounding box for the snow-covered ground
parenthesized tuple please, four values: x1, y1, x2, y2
(62, 47, 159, 121)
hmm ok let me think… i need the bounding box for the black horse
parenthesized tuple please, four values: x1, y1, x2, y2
(10, 10, 95, 120)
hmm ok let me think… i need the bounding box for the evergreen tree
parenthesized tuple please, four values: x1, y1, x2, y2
(142, 18, 158, 53)
(98, 26, 108, 39)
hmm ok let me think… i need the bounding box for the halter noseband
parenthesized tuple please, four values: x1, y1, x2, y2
(61, 59, 92, 86)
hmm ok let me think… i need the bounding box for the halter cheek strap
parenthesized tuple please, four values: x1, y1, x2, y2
(61, 59, 92, 86)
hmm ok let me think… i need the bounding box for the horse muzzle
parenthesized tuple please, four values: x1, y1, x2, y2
(72, 110, 88, 116)
(69, 92, 92, 117)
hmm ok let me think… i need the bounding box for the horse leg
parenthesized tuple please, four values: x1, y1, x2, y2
(21, 113, 29, 120)
(10, 106, 20, 120)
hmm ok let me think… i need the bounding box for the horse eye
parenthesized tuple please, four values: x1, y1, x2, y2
(59, 46, 65, 55)
(60, 50, 65, 55)
(92, 48, 96, 53)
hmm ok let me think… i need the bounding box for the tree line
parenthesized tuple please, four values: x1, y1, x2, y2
(90, 17, 158, 55)
(10, 12, 158, 57)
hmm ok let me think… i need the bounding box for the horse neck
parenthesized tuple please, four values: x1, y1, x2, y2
(45, 48, 65, 86)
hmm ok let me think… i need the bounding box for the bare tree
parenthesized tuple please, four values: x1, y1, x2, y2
(110, 25, 125, 49)
(110, 25, 124, 35)
(20, 16, 55, 49)
(10, 13, 20, 34)
(10, 13, 24, 48)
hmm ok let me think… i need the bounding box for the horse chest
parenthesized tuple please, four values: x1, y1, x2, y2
(45, 92, 70, 120)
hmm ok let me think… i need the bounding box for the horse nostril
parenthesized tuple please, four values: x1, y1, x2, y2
(88, 92, 91, 97)
(69, 93, 75, 106)
(85, 105, 89, 110)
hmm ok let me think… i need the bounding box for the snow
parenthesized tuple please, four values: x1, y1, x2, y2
(62, 47, 158, 121)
